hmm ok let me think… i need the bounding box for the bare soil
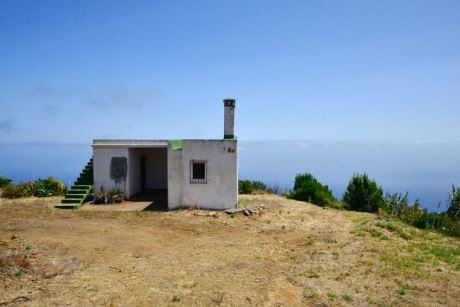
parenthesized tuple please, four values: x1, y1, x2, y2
(0, 195, 459, 306)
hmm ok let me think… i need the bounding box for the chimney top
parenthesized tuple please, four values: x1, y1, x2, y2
(223, 98, 235, 107)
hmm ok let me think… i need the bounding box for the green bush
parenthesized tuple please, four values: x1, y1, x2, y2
(343, 173, 384, 212)
(2, 182, 35, 199)
(289, 173, 337, 207)
(380, 190, 460, 237)
(238, 180, 271, 194)
(382, 192, 409, 216)
(447, 186, 460, 221)
(0, 176, 12, 188)
(1, 177, 66, 199)
(33, 177, 66, 197)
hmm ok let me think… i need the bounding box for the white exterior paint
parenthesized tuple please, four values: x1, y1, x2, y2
(92, 139, 238, 210)
(167, 140, 238, 210)
(93, 146, 130, 197)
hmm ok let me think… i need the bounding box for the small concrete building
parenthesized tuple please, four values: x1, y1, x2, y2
(92, 99, 238, 210)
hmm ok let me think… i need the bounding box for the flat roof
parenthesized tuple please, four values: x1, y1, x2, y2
(92, 139, 236, 147)
(92, 140, 169, 147)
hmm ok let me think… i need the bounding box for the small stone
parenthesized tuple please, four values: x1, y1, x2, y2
(225, 208, 244, 214)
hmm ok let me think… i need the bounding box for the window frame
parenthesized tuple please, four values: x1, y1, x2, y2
(190, 160, 207, 184)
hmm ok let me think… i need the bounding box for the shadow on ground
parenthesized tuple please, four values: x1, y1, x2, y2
(130, 189, 168, 211)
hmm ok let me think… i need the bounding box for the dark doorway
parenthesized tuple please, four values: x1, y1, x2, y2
(140, 156, 146, 190)
(129, 147, 168, 211)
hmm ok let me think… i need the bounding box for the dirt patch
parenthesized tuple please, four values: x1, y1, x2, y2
(0, 195, 458, 306)
(80, 201, 153, 211)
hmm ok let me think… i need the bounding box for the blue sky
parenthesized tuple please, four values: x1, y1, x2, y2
(1, 0, 459, 142)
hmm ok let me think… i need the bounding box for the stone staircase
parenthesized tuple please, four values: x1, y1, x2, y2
(55, 158, 93, 209)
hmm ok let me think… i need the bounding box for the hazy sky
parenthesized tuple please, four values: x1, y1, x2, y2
(1, 0, 459, 142)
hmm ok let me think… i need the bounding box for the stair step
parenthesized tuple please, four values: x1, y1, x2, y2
(72, 185, 92, 189)
(55, 203, 81, 209)
(61, 198, 83, 204)
(79, 174, 93, 178)
(65, 194, 85, 199)
(68, 189, 88, 194)
(56, 157, 93, 209)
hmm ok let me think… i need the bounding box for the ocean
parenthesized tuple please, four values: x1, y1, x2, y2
(1, 140, 459, 212)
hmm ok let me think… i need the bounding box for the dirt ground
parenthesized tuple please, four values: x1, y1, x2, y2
(0, 195, 459, 306)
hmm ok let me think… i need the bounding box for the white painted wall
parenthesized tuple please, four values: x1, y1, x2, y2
(128, 148, 141, 197)
(93, 147, 130, 197)
(93, 139, 238, 210)
(168, 140, 238, 210)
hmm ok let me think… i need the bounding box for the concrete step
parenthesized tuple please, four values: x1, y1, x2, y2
(71, 185, 91, 190)
(56, 158, 93, 209)
(55, 204, 80, 209)
(65, 194, 85, 199)
(68, 189, 88, 194)
(61, 198, 82, 204)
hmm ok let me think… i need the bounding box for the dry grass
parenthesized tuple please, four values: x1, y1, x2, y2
(0, 195, 458, 306)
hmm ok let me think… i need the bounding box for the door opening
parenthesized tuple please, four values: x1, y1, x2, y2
(140, 156, 146, 190)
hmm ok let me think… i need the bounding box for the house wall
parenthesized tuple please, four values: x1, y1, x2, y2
(93, 140, 238, 210)
(167, 140, 238, 210)
(93, 147, 130, 197)
(128, 148, 141, 197)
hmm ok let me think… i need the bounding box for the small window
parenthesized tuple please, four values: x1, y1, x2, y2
(191, 160, 207, 184)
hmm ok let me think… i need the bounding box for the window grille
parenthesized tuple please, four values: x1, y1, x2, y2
(191, 160, 207, 184)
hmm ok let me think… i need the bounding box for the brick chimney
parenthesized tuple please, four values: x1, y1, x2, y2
(223, 98, 235, 139)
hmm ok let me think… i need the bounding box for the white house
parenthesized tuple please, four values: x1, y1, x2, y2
(92, 99, 238, 210)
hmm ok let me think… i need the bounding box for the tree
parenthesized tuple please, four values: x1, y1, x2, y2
(343, 173, 384, 212)
(289, 172, 336, 207)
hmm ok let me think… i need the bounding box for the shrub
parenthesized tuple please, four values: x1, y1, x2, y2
(382, 192, 409, 216)
(1, 177, 66, 199)
(238, 180, 271, 194)
(447, 186, 460, 221)
(0, 176, 12, 188)
(289, 173, 337, 207)
(399, 200, 427, 228)
(2, 182, 34, 199)
(343, 173, 384, 212)
(33, 177, 66, 197)
(380, 189, 460, 237)
(2, 184, 25, 199)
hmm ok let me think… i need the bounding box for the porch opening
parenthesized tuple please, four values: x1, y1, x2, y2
(128, 147, 167, 210)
